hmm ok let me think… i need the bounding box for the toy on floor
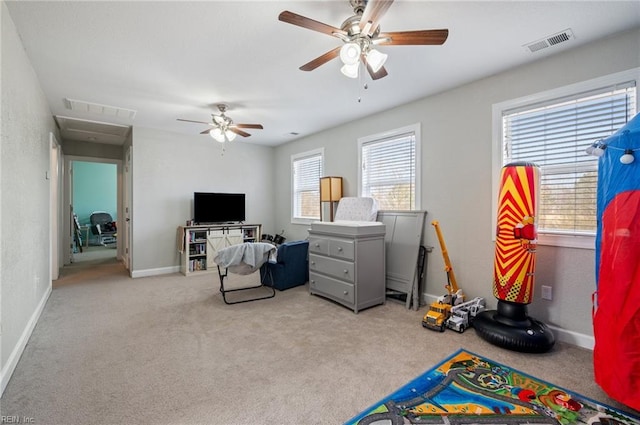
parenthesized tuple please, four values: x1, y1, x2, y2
(422, 221, 464, 332)
(473, 161, 555, 353)
(423, 221, 485, 333)
(593, 112, 640, 411)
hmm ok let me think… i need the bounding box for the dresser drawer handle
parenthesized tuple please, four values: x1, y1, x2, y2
(337, 247, 343, 252)
(343, 290, 348, 295)
(343, 269, 348, 274)
(311, 261, 316, 266)
(314, 243, 320, 247)
(311, 280, 315, 285)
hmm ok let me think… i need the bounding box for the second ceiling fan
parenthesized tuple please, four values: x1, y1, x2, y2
(278, 0, 449, 80)
(177, 104, 263, 143)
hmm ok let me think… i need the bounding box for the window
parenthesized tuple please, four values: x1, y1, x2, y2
(493, 69, 639, 248)
(358, 124, 421, 210)
(291, 149, 323, 223)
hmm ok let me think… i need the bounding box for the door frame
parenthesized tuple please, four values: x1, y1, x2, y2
(49, 133, 62, 280)
(63, 156, 124, 265)
(123, 147, 132, 272)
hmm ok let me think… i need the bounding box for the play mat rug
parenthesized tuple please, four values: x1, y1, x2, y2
(345, 348, 640, 425)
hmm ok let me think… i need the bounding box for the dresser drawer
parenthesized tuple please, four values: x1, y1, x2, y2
(329, 239, 354, 261)
(308, 237, 329, 255)
(309, 254, 354, 283)
(309, 272, 354, 304)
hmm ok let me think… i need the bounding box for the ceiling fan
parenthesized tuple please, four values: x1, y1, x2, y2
(278, 0, 448, 80)
(177, 104, 263, 143)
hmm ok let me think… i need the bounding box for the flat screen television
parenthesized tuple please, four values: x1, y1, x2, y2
(193, 192, 245, 224)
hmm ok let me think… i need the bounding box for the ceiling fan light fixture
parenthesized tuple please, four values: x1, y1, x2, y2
(366, 48, 387, 73)
(340, 42, 361, 65)
(210, 127, 225, 142)
(225, 129, 237, 142)
(341, 63, 359, 79)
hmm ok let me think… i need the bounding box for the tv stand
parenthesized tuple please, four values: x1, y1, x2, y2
(178, 223, 262, 276)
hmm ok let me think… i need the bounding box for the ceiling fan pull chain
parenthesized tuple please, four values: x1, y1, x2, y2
(357, 62, 363, 103)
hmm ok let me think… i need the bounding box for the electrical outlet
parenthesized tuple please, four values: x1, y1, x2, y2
(541, 285, 553, 300)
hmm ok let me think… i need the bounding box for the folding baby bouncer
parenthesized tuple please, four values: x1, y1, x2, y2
(213, 242, 278, 304)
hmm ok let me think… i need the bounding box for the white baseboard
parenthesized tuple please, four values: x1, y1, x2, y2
(1, 285, 52, 396)
(547, 325, 594, 350)
(131, 266, 179, 278)
(421, 293, 594, 351)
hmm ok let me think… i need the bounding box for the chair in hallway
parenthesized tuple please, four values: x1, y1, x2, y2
(90, 211, 117, 245)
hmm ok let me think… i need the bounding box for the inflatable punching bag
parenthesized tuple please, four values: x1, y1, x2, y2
(593, 113, 640, 411)
(474, 161, 555, 353)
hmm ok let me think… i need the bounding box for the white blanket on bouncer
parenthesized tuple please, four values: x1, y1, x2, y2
(213, 242, 277, 275)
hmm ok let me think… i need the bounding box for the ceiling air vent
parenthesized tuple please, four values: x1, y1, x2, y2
(524, 28, 575, 53)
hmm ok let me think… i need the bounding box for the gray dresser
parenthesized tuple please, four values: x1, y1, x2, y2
(308, 221, 386, 313)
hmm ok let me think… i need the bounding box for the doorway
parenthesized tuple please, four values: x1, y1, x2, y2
(72, 160, 117, 262)
(62, 156, 125, 270)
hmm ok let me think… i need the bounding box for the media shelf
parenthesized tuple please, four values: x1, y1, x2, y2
(178, 223, 262, 276)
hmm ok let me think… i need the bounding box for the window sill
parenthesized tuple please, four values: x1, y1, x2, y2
(291, 217, 318, 226)
(537, 233, 595, 250)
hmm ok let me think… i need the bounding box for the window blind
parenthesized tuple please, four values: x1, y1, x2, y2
(361, 132, 416, 210)
(293, 153, 322, 219)
(503, 82, 636, 234)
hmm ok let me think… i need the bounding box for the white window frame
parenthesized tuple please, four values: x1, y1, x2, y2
(492, 68, 640, 249)
(357, 123, 422, 211)
(291, 148, 324, 224)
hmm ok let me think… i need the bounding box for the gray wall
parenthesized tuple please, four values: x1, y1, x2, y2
(130, 127, 276, 276)
(1, 2, 58, 391)
(273, 28, 640, 346)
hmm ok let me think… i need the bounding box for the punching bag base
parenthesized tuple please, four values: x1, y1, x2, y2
(474, 301, 555, 353)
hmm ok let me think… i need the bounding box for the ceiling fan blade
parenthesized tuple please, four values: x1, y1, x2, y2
(234, 124, 263, 129)
(279, 10, 347, 38)
(229, 127, 251, 137)
(359, 0, 394, 36)
(177, 118, 212, 125)
(300, 46, 341, 71)
(200, 128, 212, 135)
(369, 65, 388, 80)
(376, 29, 449, 45)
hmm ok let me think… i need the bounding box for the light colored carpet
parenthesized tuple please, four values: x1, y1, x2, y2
(2, 257, 637, 424)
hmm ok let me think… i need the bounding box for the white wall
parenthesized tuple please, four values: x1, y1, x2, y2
(1, 1, 58, 393)
(273, 28, 640, 346)
(130, 127, 276, 277)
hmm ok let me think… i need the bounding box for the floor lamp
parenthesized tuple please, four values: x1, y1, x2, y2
(320, 176, 343, 221)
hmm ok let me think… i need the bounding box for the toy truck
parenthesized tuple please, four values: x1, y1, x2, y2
(422, 221, 465, 332)
(422, 302, 452, 332)
(445, 297, 486, 333)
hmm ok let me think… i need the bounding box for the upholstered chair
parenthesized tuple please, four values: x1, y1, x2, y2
(260, 240, 309, 290)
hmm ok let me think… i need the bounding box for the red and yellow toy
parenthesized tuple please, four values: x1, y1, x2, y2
(474, 161, 555, 353)
(493, 163, 539, 304)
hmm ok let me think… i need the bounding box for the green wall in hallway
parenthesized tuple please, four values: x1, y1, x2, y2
(73, 161, 117, 226)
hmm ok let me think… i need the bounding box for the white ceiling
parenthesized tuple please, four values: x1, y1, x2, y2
(5, 1, 640, 147)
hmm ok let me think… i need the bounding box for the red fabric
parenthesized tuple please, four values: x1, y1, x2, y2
(593, 190, 640, 411)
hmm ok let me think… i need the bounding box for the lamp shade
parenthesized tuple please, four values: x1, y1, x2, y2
(340, 63, 359, 79)
(340, 42, 361, 65)
(210, 127, 224, 142)
(366, 48, 387, 73)
(320, 176, 343, 202)
(225, 129, 237, 142)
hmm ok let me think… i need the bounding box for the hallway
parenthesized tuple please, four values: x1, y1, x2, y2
(54, 245, 126, 288)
